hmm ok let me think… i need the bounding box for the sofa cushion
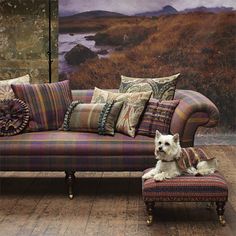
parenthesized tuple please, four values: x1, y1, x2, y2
(138, 98, 179, 136)
(0, 74, 30, 100)
(0, 99, 30, 136)
(11, 80, 72, 131)
(119, 73, 180, 100)
(0, 131, 155, 171)
(91, 87, 152, 137)
(62, 101, 123, 135)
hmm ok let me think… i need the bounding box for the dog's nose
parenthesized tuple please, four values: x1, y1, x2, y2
(159, 147, 162, 151)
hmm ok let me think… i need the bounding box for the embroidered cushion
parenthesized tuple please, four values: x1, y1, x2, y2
(0, 99, 30, 136)
(11, 80, 72, 131)
(119, 73, 180, 100)
(0, 74, 30, 100)
(62, 101, 123, 135)
(91, 87, 152, 137)
(138, 98, 179, 136)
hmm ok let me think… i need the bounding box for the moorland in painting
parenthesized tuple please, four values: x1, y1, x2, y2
(59, 0, 236, 131)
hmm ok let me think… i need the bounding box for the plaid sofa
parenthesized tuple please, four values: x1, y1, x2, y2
(0, 89, 219, 172)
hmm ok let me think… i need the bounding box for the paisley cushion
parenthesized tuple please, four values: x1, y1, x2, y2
(119, 73, 180, 100)
(0, 99, 30, 136)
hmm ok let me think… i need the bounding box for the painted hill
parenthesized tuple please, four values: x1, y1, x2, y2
(136, 5, 177, 17)
(61, 10, 126, 20)
(183, 6, 234, 13)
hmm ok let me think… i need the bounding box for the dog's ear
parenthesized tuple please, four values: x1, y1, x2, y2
(155, 130, 161, 139)
(173, 133, 179, 143)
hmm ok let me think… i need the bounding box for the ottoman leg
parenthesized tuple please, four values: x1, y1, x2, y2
(145, 201, 155, 226)
(216, 201, 226, 226)
(65, 171, 75, 199)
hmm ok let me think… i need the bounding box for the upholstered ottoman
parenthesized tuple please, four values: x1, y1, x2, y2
(142, 170, 228, 226)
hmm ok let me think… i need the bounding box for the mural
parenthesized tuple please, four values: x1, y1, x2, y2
(59, 0, 236, 132)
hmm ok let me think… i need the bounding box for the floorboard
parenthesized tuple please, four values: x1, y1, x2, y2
(0, 146, 235, 236)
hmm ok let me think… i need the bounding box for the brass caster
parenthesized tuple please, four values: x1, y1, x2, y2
(147, 215, 153, 226)
(219, 215, 226, 226)
(69, 194, 74, 200)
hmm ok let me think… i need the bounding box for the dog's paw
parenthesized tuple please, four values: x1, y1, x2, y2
(154, 173, 165, 181)
(142, 173, 151, 180)
(197, 168, 215, 176)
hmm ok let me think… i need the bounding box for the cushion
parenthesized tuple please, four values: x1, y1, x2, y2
(91, 87, 152, 137)
(142, 169, 228, 202)
(11, 80, 72, 131)
(138, 98, 179, 136)
(62, 101, 123, 135)
(0, 74, 30, 100)
(0, 99, 30, 136)
(119, 73, 180, 100)
(0, 131, 155, 171)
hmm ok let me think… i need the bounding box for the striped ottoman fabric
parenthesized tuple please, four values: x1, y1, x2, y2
(142, 169, 228, 202)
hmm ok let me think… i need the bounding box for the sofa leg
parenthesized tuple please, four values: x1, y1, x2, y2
(216, 201, 226, 226)
(145, 201, 155, 226)
(65, 171, 75, 200)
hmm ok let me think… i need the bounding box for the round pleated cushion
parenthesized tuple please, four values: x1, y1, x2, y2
(142, 168, 228, 202)
(0, 99, 30, 136)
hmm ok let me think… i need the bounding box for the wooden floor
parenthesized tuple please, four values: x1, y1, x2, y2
(0, 146, 235, 236)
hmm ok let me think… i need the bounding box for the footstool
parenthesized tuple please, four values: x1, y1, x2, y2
(142, 169, 228, 226)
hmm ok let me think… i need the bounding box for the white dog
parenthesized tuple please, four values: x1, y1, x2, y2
(142, 130, 218, 181)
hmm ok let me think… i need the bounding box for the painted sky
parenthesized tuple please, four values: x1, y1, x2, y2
(59, 0, 236, 16)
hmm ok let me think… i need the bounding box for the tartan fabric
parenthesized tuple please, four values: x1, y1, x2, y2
(142, 169, 228, 202)
(72, 89, 219, 146)
(0, 131, 156, 171)
(177, 147, 214, 171)
(171, 90, 219, 147)
(11, 80, 72, 131)
(138, 98, 179, 136)
(62, 101, 123, 135)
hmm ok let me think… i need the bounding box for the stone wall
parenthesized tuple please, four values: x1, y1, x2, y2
(0, 0, 58, 83)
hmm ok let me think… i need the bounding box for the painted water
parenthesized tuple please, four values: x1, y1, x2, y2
(59, 33, 114, 73)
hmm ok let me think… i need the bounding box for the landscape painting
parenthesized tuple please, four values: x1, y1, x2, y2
(58, 0, 236, 132)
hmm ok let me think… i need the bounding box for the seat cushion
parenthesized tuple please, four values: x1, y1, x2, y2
(0, 131, 155, 171)
(142, 169, 228, 202)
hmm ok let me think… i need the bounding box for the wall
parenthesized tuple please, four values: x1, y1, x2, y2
(0, 0, 58, 83)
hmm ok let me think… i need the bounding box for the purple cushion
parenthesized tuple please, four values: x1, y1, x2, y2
(0, 99, 29, 136)
(11, 80, 72, 131)
(0, 131, 155, 171)
(138, 98, 179, 136)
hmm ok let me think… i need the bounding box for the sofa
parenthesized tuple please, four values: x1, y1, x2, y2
(0, 89, 219, 199)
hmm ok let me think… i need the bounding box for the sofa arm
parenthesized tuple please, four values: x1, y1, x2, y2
(170, 90, 219, 147)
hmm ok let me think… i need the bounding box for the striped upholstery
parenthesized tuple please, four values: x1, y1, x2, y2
(11, 80, 72, 131)
(62, 101, 123, 135)
(171, 90, 219, 147)
(138, 99, 179, 136)
(71, 89, 219, 147)
(0, 131, 156, 171)
(142, 169, 228, 202)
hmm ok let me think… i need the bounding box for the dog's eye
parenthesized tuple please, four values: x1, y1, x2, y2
(165, 142, 170, 146)
(158, 141, 162, 145)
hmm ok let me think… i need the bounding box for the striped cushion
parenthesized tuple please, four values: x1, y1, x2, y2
(138, 98, 179, 136)
(11, 80, 72, 131)
(142, 170, 228, 202)
(62, 101, 123, 135)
